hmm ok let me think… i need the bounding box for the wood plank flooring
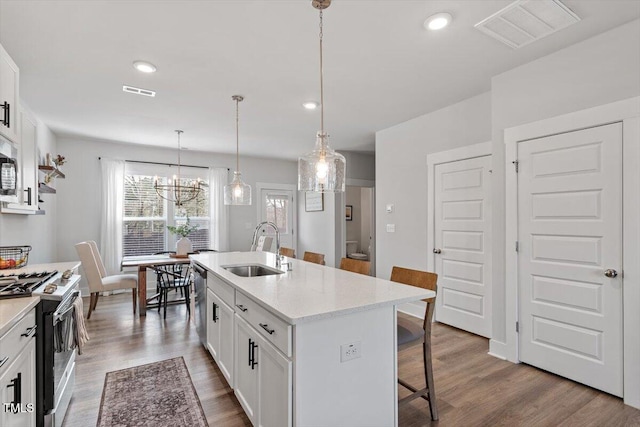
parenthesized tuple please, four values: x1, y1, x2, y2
(63, 293, 640, 427)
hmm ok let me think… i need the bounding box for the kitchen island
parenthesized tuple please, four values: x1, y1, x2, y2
(191, 251, 433, 427)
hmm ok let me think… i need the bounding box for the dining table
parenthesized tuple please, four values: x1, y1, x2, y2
(121, 254, 192, 317)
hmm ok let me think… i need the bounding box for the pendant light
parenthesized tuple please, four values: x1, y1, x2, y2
(224, 95, 252, 205)
(154, 130, 203, 206)
(298, 0, 346, 193)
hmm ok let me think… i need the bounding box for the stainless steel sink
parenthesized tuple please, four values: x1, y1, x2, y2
(222, 264, 284, 277)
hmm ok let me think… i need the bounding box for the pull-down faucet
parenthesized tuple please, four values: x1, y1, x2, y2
(252, 221, 283, 268)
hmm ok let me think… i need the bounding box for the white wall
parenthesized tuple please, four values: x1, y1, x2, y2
(375, 92, 492, 279)
(0, 114, 58, 264)
(490, 19, 640, 345)
(54, 136, 297, 269)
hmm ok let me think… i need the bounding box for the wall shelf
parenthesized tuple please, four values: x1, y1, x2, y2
(38, 165, 66, 179)
(38, 183, 56, 194)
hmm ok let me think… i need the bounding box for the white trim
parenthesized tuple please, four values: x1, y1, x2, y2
(255, 182, 298, 255)
(504, 96, 640, 409)
(426, 141, 492, 274)
(488, 339, 508, 360)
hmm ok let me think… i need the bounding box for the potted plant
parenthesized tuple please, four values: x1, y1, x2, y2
(167, 216, 199, 255)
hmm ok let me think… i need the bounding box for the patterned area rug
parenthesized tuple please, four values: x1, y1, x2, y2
(97, 357, 208, 427)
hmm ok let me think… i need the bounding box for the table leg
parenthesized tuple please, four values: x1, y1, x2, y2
(138, 266, 147, 317)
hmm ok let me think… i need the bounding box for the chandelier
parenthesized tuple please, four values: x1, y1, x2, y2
(224, 95, 252, 205)
(298, 0, 346, 193)
(154, 130, 203, 206)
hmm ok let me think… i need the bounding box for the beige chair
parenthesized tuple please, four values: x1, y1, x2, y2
(303, 251, 325, 265)
(391, 266, 438, 420)
(279, 247, 295, 258)
(75, 241, 138, 319)
(339, 257, 371, 275)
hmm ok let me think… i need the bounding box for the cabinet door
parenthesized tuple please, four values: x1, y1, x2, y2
(206, 288, 220, 361)
(234, 315, 258, 425)
(216, 295, 234, 387)
(0, 44, 19, 143)
(257, 332, 292, 427)
(0, 341, 36, 427)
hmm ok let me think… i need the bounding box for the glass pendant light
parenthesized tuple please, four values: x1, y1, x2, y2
(298, 0, 346, 193)
(224, 95, 252, 205)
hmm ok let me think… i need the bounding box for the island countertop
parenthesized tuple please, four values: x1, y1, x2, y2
(191, 251, 432, 324)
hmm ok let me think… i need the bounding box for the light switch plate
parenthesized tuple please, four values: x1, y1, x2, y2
(386, 224, 395, 233)
(386, 204, 394, 213)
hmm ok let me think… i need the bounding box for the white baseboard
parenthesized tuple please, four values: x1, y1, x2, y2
(488, 339, 508, 360)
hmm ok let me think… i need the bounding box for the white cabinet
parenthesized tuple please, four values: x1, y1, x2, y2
(0, 43, 19, 144)
(0, 307, 37, 427)
(206, 287, 234, 386)
(234, 315, 292, 427)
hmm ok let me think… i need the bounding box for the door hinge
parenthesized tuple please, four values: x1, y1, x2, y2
(512, 160, 519, 173)
(516, 321, 519, 333)
(515, 241, 519, 252)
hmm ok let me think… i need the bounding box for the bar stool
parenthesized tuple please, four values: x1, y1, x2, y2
(391, 266, 438, 420)
(303, 251, 325, 265)
(279, 247, 295, 258)
(339, 257, 371, 275)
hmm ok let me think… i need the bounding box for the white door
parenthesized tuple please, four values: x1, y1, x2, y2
(257, 332, 292, 427)
(434, 155, 492, 338)
(517, 123, 623, 396)
(257, 184, 296, 253)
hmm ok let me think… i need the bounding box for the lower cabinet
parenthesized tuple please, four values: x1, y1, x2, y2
(0, 318, 36, 427)
(234, 315, 292, 427)
(206, 288, 234, 386)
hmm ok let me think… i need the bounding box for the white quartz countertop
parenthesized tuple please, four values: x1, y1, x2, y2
(0, 260, 81, 276)
(191, 252, 433, 324)
(0, 296, 39, 337)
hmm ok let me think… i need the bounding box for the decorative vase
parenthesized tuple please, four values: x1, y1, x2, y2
(176, 236, 192, 255)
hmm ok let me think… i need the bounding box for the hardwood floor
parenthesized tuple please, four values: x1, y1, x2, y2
(63, 293, 640, 427)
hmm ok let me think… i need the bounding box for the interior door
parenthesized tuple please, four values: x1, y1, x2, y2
(258, 185, 296, 252)
(517, 123, 623, 396)
(434, 155, 492, 338)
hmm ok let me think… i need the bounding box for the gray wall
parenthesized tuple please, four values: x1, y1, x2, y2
(54, 136, 298, 267)
(0, 113, 58, 264)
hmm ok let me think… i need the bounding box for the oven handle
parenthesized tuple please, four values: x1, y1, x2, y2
(53, 290, 80, 323)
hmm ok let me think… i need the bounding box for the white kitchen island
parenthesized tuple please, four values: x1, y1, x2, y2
(191, 251, 433, 427)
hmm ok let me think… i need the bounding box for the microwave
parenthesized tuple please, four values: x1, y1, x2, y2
(0, 135, 18, 203)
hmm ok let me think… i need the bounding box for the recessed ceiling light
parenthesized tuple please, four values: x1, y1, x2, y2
(303, 101, 320, 110)
(424, 12, 452, 31)
(133, 61, 157, 73)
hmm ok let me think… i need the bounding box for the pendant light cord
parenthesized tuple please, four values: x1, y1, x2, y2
(319, 9, 324, 137)
(176, 130, 182, 187)
(236, 97, 240, 173)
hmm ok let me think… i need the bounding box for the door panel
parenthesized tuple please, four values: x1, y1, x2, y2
(257, 333, 292, 427)
(517, 123, 622, 396)
(234, 315, 257, 424)
(258, 185, 296, 252)
(434, 155, 492, 338)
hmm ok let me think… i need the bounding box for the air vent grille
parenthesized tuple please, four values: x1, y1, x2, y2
(475, 0, 580, 49)
(122, 85, 156, 97)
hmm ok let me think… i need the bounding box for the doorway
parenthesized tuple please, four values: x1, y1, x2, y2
(345, 186, 375, 276)
(256, 183, 297, 254)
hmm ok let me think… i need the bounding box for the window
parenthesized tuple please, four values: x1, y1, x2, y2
(265, 194, 289, 235)
(123, 164, 210, 256)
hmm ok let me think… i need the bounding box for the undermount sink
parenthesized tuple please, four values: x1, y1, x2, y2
(222, 264, 284, 277)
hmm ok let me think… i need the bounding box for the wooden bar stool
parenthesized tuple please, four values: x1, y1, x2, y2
(339, 257, 371, 275)
(391, 266, 438, 420)
(279, 247, 296, 258)
(303, 251, 325, 265)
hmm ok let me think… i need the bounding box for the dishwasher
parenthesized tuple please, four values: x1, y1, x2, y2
(193, 263, 207, 346)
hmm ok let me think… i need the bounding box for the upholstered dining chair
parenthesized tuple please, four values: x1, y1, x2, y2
(279, 247, 295, 258)
(75, 241, 138, 319)
(339, 257, 371, 276)
(303, 251, 325, 265)
(391, 266, 438, 420)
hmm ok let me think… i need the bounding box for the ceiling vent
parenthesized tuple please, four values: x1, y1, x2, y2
(122, 85, 156, 97)
(475, 0, 580, 49)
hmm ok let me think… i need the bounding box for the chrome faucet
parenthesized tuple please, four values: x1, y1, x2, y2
(252, 221, 282, 268)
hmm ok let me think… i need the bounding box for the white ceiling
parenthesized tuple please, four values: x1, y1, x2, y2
(1, 0, 638, 160)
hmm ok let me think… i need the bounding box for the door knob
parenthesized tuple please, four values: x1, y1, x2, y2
(604, 269, 618, 278)
(433, 248, 442, 254)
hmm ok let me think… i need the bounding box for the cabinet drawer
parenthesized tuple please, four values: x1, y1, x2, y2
(0, 308, 36, 376)
(235, 292, 291, 357)
(208, 274, 235, 308)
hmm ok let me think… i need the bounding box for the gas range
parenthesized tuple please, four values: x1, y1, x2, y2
(0, 270, 58, 299)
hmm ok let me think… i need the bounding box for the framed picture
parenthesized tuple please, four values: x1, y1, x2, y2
(346, 205, 353, 221)
(305, 192, 324, 212)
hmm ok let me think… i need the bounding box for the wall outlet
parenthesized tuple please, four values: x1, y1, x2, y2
(340, 341, 361, 363)
(386, 224, 395, 233)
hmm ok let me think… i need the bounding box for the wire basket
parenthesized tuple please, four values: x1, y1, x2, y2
(0, 246, 32, 270)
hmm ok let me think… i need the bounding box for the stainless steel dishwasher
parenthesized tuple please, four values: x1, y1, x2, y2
(193, 263, 207, 346)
